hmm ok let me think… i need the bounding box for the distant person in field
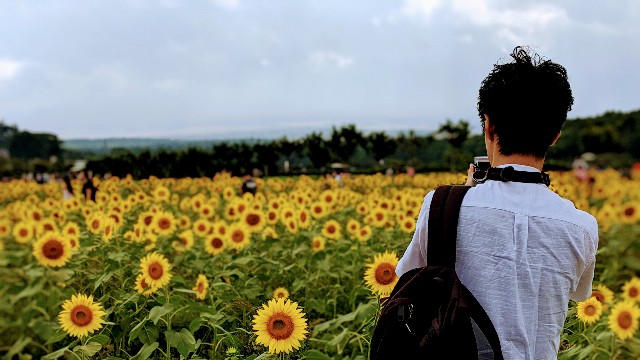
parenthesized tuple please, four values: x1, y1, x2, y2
(62, 174, 74, 200)
(241, 174, 257, 195)
(79, 170, 97, 201)
(396, 46, 598, 359)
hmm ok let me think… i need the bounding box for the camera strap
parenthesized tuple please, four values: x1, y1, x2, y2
(472, 166, 550, 186)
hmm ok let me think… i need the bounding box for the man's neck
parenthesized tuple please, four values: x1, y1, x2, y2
(490, 152, 544, 171)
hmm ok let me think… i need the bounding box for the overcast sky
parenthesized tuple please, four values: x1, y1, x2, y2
(0, 0, 638, 140)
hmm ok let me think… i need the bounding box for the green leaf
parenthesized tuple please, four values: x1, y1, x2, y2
(4, 336, 32, 359)
(89, 334, 111, 345)
(44, 330, 68, 346)
(189, 317, 206, 333)
(94, 271, 115, 290)
(304, 350, 332, 360)
(576, 344, 594, 360)
(129, 319, 148, 344)
(73, 342, 102, 357)
(165, 328, 196, 358)
(328, 328, 349, 347)
(130, 342, 159, 360)
(11, 283, 43, 304)
(138, 323, 159, 344)
(149, 303, 174, 325)
(41, 346, 71, 360)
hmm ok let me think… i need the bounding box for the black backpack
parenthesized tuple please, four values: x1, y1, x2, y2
(370, 185, 503, 360)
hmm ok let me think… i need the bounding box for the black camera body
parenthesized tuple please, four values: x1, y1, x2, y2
(473, 156, 490, 171)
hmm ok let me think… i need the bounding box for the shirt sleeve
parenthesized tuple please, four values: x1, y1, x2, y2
(570, 231, 598, 301)
(396, 191, 433, 277)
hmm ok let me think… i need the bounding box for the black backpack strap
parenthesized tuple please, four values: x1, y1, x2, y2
(427, 185, 470, 268)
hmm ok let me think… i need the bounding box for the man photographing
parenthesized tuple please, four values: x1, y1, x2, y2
(396, 46, 598, 359)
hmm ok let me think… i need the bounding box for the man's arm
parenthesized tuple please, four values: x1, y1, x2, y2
(395, 192, 433, 277)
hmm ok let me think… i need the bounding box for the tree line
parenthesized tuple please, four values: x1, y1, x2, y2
(1, 109, 639, 178)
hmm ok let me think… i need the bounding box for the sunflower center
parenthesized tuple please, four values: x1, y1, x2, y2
(19, 229, 28, 237)
(630, 287, 638, 298)
(197, 282, 204, 292)
(91, 220, 100, 230)
(238, 204, 246, 213)
(105, 225, 111, 236)
(43, 240, 64, 260)
(584, 304, 597, 316)
(327, 225, 335, 234)
(374, 263, 396, 285)
(624, 207, 635, 216)
(267, 313, 295, 340)
(268, 212, 276, 221)
(375, 213, 384, 221)
(71, 305, 93, 327)
(141, 277, 148, 289)
(314, 206, 322, 214)
(300, 212, 307, 222)
(148, 262, 164, 280)
(246, 214, 260, 226)
(618, 311, 633, 329)
(144, 216, 153, 226)
(158, 218, 170, 229)
(211, 237, 223, 249)
(313, 240, 321, 248)
(232, 231, 244, 243)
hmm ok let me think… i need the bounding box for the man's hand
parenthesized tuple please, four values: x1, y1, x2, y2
(464, 163, 476, 187)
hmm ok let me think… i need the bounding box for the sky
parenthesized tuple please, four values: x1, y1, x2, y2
(0, 0, 639, 140)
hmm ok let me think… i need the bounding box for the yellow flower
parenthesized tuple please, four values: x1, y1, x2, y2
(243, 209, 265, 232)
(12, 221, 34, 244)
(321, 219, 341, 240)
(58, 294, 106, 338)
(134, 273, 160, 296)
(309, 201, 327, 219)
(273, 287, 289, 300)
(364, 251, 399, 297)
(608, 301, 640, 340)
(86, 213, 103, 235)
(204, 234, 227, 255)
(152, 185, 171, 202)
(311, 236, 326, 252)
(622, 277, 640, 303)
(576, 297, 603, 324)
(32, 232, 73, 268)
(591, 284, 614, 311)
(355, 225, 373, 242)
(193, 274, 209, 300)
(227, 222, 251, 250)
(252, 298, 308, 354)
(152, 211, 177, 237)
(139, 252, 173, 289)
(192, 218, 212, 238)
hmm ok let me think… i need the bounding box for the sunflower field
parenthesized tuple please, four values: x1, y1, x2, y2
(0, 169, 639, 359)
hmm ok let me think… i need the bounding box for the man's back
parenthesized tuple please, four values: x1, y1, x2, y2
(396, 165, 598, 359)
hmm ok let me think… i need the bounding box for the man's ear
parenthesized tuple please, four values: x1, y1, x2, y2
(551, 131, 561, 146)
(483, 114, 495, 140)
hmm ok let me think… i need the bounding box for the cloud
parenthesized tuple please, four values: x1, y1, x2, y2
(0, 59, 24, 81)
(308, 51, 354, 71)
(402, 0, 443, 18)
(212, 0, 239, 9)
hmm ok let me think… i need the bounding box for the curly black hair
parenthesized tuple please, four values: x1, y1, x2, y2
(477, 46, 574, 159)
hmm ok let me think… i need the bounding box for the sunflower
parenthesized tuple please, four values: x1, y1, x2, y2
(174, 230, 195, 250)
(355, 225, 372, 242)
(86, 213, 103, 235)
(134, 273, 160, 296)
(608, 300, 640, 340)
(193, 218, 212, 238)
(266, 209, 279, 225)
(346, 218, 361, 235)
(399, 217, 416, 234)
(252, 298, 308, 354)
(309, 201, 327, 219)
(102, 218, 116, 242)
(364, 251, 399, 297)
(139, 252, 173, 289)
(62, 222, 81, 238)
(321, 219, 341, 240)
(38, 217, 58, 235)
(152, 185, 171, 202)
(227, 222, 250, 250)
(311, 236, 326, 252)
(199, 204, 215, 219)
(618, 202, 639, 224)
(285, 219, 298, 234)
(193, 274, 209, 300)
(0, 219, 11, 237)
(576, 297, 603, 324)
(355, 202, 369, 215)
(261, 226, 278, 240)
(622, 277, 640, 303)
(297, 209, 311, 229)
(58, 294, 106, 338)
(12, 221, 34, 244)
(591, 284, 615, 310)
(204, 234, 227, 255)
(32, 232, 73, 268)
(273, 287, 289, 300)
(177, 215, 191, 230)
(243, 209, 265, 232)
(152, 211, 177, 237)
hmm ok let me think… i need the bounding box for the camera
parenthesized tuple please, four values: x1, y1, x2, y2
(473, 156, 490, 171)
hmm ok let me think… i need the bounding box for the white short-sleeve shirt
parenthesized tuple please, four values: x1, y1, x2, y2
(396, 164, 598, 360)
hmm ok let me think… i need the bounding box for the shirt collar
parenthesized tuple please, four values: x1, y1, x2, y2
(496, 164, 542, 173)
